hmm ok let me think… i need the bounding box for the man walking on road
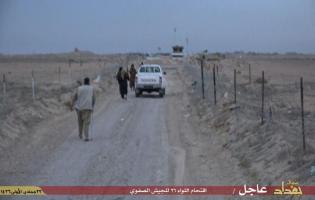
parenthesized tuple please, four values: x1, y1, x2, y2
(72, 77, 96, 141)
(129, 64, 137, 91)
(116, 67, 129, 100)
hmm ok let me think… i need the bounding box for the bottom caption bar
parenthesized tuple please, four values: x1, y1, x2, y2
(1, 184, 315, 196)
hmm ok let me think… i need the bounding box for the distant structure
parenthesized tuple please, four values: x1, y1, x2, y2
(171, 45, 184, 58)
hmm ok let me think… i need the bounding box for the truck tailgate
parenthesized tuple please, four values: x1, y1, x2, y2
(138, 73, 160, 85)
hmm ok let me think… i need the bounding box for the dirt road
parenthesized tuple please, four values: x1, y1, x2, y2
(1, 61, 246, 200)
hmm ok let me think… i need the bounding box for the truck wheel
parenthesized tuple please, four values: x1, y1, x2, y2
(135, 89, 141, 97)
(159, 89, 165, 98)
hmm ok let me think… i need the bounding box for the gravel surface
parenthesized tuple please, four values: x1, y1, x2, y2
(2, 56, 313, 200)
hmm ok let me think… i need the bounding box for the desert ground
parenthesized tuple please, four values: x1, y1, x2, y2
(0, 52, 315, 200)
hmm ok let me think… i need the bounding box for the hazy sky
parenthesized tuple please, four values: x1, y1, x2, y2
(0, 0, 315, 54)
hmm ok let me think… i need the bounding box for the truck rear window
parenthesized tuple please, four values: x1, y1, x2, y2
(139, 67, 161, 73)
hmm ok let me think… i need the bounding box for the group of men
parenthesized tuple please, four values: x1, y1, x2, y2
(116, 63, 137, 99)
(71, 63, 139, 141)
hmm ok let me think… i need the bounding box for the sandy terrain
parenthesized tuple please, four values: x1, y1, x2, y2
(185, 53, 315, 190)
(0, 53, 314, 200)
(0, 53, 144, 151)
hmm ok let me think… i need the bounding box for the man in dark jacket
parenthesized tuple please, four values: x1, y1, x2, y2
(129, 64, 137, 91)
(116, 67, 129, 99)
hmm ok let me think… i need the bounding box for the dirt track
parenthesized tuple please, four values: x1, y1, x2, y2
(0, 59, 248, 200)
(1, 56, 315, 200)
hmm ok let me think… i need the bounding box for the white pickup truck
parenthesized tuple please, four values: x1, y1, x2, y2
(135, 64, 166, 97)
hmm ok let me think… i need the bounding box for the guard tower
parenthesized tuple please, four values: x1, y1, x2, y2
(171, 45, 184, 58)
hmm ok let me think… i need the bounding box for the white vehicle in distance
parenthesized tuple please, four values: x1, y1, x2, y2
(135, 64, 166, 97)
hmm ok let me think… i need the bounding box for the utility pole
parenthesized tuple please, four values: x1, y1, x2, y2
(200, 54, 205, 99)
(300, 77, 305, 152)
